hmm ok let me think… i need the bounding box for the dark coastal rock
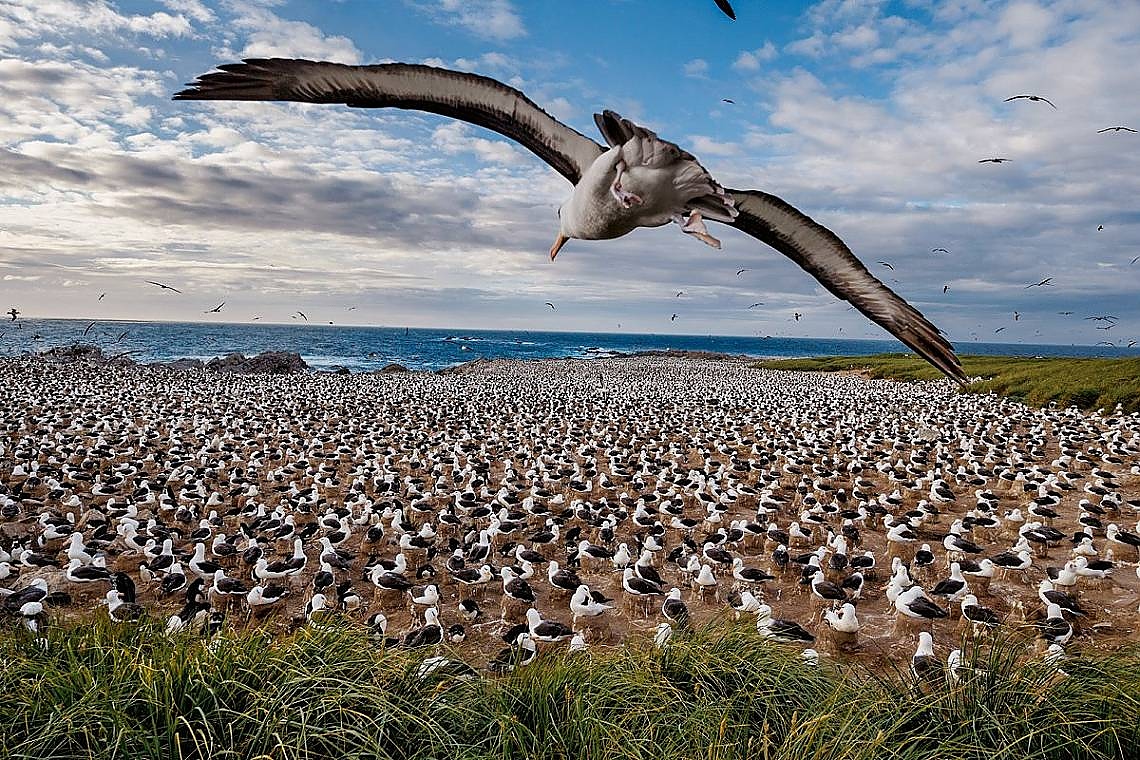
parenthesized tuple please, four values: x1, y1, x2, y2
(436, 358, 492, 375)
(40, 343, 106, 362)
(162, 358, 206, 371)
(205, 351, 308, 375)
(37, 343, 137, 366)
(377, 363, 409, 374)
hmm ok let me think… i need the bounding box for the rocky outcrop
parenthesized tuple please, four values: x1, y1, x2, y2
(205, 351, 309, 375)
(150, 358, 205, 371)
(37, 344, 137, 366)
(377, 363, 410, 373)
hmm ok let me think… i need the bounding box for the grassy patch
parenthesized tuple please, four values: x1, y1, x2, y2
(753, 354, 1140, 414)
(1, 621, 1137, 759)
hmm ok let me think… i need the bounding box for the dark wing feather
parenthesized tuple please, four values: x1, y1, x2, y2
(721, 189, 966, 384)
(175, 58, 604, 184)
(713, 0, 737, 19)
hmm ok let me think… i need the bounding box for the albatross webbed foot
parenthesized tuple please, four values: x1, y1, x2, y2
(610, 161, 643, 208)
(674, 211, 722, 249)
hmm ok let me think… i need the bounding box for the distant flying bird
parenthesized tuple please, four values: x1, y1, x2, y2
(545, 302, 556, 310)
(1013, 311, 1020, 321)
(1128, 340, 1137, 348)
(670, 313, 678, 322)
(877, 261, 894, 271)
(1097, 323, 1116, 331)
(1097, 126, 1136, 133)
(82, 322, 96, 336)
(1132, 256, 1140, 265)
(1086, 315, 1118, 322)
(145, 280, 182, 293)
(747, 302, 764, 309)
(347, 306, 357, 311)
(174, 58, 967, 384)
(722, 98, 735, 104)
(98, 292, 106, 301)
(793, 312, 802, 322)
(114, 330, 129, 343)
(978, 158, 1011, 163)
(713, 0, 736, 19)
(296, 311, 308, 321)
(931, 248, 950, 254)
(675, 291, 684, 298)
(1005, 94, 1056, 108)
(735, 268, 750, 275)
(1058, 311, 1073, 316)
(204, 302, 225, 313)
(1025, 278, 1053, 288)
(942, 284, 949, 294)
(994, 327, 1006, 333)
(1096, 341, 1115, 347)
(1097, 225, 1104, 231)
(252, 316, 262, 320)
(6, 308, 17, 321)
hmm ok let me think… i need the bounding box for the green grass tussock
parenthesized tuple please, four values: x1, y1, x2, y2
(753, 354, 1140, 414)
(1, 621, 1138, 760)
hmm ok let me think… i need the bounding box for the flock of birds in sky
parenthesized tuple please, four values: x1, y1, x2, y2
(2, 357, 1139, 682)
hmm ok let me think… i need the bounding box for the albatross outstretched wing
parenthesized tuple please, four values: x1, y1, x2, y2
(722, 189, 966, 384)
(174, 58, 604, 184)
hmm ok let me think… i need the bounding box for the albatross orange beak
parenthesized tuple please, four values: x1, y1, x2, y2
(549, 233, 569, 261)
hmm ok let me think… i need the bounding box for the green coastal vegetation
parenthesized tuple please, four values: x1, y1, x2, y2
(2, 620, 1138, 760)
(754, 354, 1140, 414)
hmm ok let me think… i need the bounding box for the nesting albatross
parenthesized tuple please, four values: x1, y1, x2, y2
(174, 58, 964, 382)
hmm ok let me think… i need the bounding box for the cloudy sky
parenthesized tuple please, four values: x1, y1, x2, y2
(1, 0, 1138, 345)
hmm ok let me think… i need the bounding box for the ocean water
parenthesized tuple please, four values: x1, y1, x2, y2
(2, 318, 1137, 372)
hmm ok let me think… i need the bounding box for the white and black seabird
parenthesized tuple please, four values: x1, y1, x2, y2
(174, 58, 965, 381)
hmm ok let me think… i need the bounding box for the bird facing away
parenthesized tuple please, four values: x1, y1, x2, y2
(145, 280, 182, 293)
(1005, 94, 1056, 109)
(1098, 126, 1137, 133)
(175, 58, 965, 383)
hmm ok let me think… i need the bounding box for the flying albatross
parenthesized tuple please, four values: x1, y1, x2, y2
(174, 58, 964, 382)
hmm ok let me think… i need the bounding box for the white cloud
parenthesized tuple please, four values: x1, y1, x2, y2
(0, 0, 192, 52)
(420, 0, 526, 41)
(996, 1, 1055, 50)
(157, 0, 215, 24)
(683, 58, 709, 78)
(733, 42, 778, 71)
(230, 5, 362, 62)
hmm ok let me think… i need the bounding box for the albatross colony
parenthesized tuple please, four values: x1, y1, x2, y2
(173, 58, 965, 384)
(2, 356, 1139, 673)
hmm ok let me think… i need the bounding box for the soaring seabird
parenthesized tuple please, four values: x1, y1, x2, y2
(175, 58, 965, 382)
